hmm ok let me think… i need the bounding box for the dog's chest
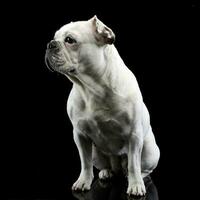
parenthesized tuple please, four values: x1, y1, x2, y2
(77, 109, 132, 154)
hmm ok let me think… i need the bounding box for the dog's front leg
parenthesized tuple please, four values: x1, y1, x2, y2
(127, 132, 146, 196)
(72, 131, 94, 191)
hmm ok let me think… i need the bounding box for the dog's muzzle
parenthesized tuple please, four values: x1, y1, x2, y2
(45, 40, 65, 72)
(47, 40, 59, 51)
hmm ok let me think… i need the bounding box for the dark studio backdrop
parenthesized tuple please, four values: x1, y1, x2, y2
(7, 1, 183, 200)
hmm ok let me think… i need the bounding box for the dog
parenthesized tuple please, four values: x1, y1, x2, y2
(45, 16, 160, 196)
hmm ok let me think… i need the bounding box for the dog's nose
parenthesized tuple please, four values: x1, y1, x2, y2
(47, 40, 58, 50)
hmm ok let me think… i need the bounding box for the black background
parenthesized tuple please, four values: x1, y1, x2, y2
(6, 1, 188, 200)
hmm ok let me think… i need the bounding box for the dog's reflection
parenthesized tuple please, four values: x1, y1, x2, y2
(72, 176, 159, 200)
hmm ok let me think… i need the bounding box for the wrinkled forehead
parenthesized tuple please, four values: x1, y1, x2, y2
(54, 21, 93, 40)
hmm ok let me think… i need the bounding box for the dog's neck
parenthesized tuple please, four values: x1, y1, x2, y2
(66, 45, 134, 99)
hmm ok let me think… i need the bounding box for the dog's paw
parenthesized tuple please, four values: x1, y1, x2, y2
(99, 169, 113, 180)
(72, 176, 93, 191)
(127, 182, 146, 196)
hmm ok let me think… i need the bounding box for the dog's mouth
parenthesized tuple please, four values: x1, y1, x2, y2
(45, 51, 78, 76)
(45, 52, 55, 72)
(45, 51, 66, 72)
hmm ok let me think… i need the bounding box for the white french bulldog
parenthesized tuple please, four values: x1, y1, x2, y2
(45, 16, 160, 196)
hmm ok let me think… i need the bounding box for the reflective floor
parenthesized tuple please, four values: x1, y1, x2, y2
(72, 176, 158, 200)
(8, 170, 159, 200)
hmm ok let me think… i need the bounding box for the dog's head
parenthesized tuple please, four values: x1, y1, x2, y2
(45, 16, 115, 78)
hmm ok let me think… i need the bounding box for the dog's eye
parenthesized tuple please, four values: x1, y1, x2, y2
(65, 36, 76, 44)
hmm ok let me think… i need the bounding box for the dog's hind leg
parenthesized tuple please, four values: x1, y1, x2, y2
(141, 127, 160, 178)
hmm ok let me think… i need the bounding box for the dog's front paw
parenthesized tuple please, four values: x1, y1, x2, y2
(72, 175, 93, 191)
(99, 169, 113, 180)
(127, 182, 146, 196)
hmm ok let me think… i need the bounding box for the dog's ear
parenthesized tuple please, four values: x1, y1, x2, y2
(89, 15, 115, 45)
